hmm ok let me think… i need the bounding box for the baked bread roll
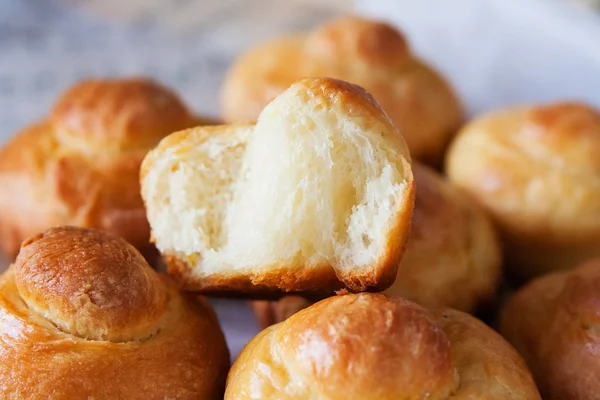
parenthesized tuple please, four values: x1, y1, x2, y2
(0, 78, 195, 260)
(0, 226, 229, 399)
(500, 259, 600, 400)
(221, 16, 463, 166)
(142, 77, 415, 295)
(386, 163, 501, 309)
(227, 293, 540, 400)
(252, 162, 501, 326)
(252, 163, 501, 326)
(446, 102, 600, 279)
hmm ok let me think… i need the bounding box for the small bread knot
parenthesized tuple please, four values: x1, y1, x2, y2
(306, 16, 410, 67)
(50, 78, 194, 153)
(14, 226, 168, 342)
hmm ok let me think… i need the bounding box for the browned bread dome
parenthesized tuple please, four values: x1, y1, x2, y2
(446, 102, 600, 279)
(228, 293, 540, 400)
(501, 259, 600, 400)
(0, 226, 229, 399)
(0, 78, 196, 260)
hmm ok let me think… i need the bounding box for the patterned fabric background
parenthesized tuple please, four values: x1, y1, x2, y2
(0, 0, 345, 142)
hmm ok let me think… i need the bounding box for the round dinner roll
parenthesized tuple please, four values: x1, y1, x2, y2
(252, 163, 501, 327)
(142, 77, 415, 295)
(227, 293, 540, 400)
(0, 226, 229, 399)
(382, 163, 501, 310)
(221, 15, 463, 165)
(446, 102, 600, 279)
(0, 78, 196, 260)
(500, 259, 600, 400)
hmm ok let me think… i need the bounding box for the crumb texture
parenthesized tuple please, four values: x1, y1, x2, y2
(142, 78, 415, 291)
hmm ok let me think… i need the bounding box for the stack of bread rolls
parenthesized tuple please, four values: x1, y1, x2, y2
(1, 14, 598, 399)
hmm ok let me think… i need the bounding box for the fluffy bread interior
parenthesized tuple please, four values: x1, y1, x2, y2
(142, 78, 414, 291)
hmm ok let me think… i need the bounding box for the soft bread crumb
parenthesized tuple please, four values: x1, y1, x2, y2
(142, 78, 414, 293)
(143, 126, 248, 256)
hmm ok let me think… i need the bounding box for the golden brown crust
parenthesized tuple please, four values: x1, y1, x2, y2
(164, 254, 344, 296)
(51, 78, 194, 153)
(165, 242, 413, 296)
(251, 163, 500, 327)
(221, 16, 463, 165)
(500, 259, 600, 400)
(293, 76, 400, 128)
(432, 308, 541, 400)
(446, 102, 600, 279)
(226, 293, 540, 400)
(305, 15, 409, 67)
(0, 78, 195, 260)
(15, 226, 168, 341)
(386, 163, 501, 311)
(0, 226, 229, 399)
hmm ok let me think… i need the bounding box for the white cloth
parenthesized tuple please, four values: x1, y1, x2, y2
(356, 0, 600, 116)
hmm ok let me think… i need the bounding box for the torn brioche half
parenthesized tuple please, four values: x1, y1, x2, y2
(141, 77, 415, 295)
